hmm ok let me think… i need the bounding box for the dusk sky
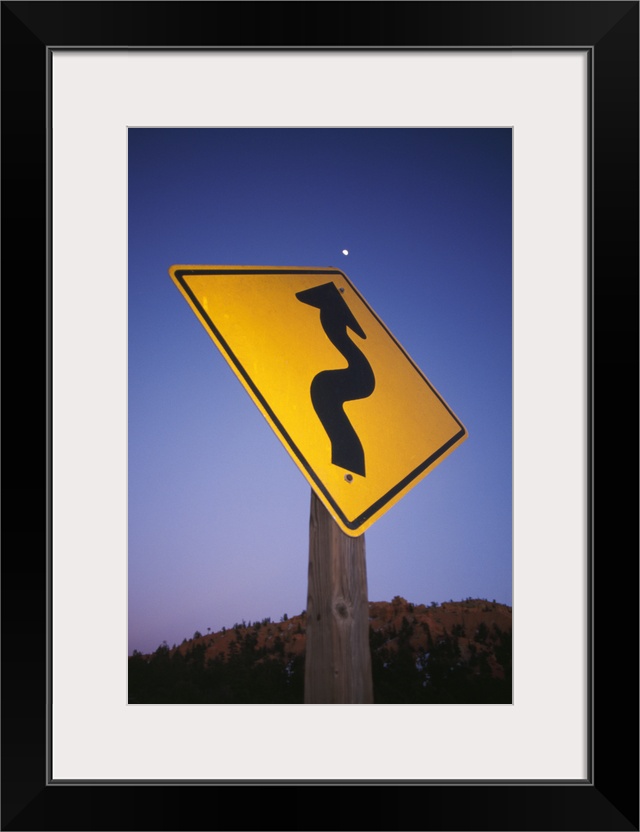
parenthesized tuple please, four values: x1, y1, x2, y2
(128, 127, 512, 656)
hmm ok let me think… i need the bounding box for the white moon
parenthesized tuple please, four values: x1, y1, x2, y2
(342, 249, 349, 255)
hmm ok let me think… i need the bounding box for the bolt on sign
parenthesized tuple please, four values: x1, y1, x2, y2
(169, 265, 467, 536)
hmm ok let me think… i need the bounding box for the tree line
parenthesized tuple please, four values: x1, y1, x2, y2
(129, 613, 511, 704)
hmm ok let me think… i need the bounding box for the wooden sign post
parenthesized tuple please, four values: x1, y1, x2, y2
(304, 490, 373, 704)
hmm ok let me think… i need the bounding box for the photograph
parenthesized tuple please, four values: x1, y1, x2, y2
(127, 127, 513, 706)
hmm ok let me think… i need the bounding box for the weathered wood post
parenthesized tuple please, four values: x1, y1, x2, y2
(304, 490, 373, 703)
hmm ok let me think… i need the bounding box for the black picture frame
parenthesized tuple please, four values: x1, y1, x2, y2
(2, 2, 637, 830)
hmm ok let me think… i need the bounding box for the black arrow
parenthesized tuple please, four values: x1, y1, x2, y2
(296, 282, 376, 476)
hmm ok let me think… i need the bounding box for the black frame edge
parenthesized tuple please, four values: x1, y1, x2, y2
(2, 2, 637, 831)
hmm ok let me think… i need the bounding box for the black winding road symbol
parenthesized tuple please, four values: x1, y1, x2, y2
(296, 282, 376, 477)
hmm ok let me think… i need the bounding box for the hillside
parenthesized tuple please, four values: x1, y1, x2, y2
(129, 597, 512, 704)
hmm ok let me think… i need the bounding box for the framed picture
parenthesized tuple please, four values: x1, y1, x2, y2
(3, 2, 637, 830)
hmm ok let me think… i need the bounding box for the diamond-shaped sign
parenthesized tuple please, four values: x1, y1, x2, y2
(170, 265, 467, 535)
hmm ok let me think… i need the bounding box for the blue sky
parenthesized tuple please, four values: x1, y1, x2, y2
(128, 128, 512, 655)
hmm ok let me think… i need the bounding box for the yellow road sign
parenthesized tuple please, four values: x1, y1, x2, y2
(169, 265, 467, 536)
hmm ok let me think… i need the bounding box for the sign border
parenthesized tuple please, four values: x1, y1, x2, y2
(170, 265, 467, 535)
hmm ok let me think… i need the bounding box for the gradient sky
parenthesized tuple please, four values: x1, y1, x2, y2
(128, 128, 512, 655)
